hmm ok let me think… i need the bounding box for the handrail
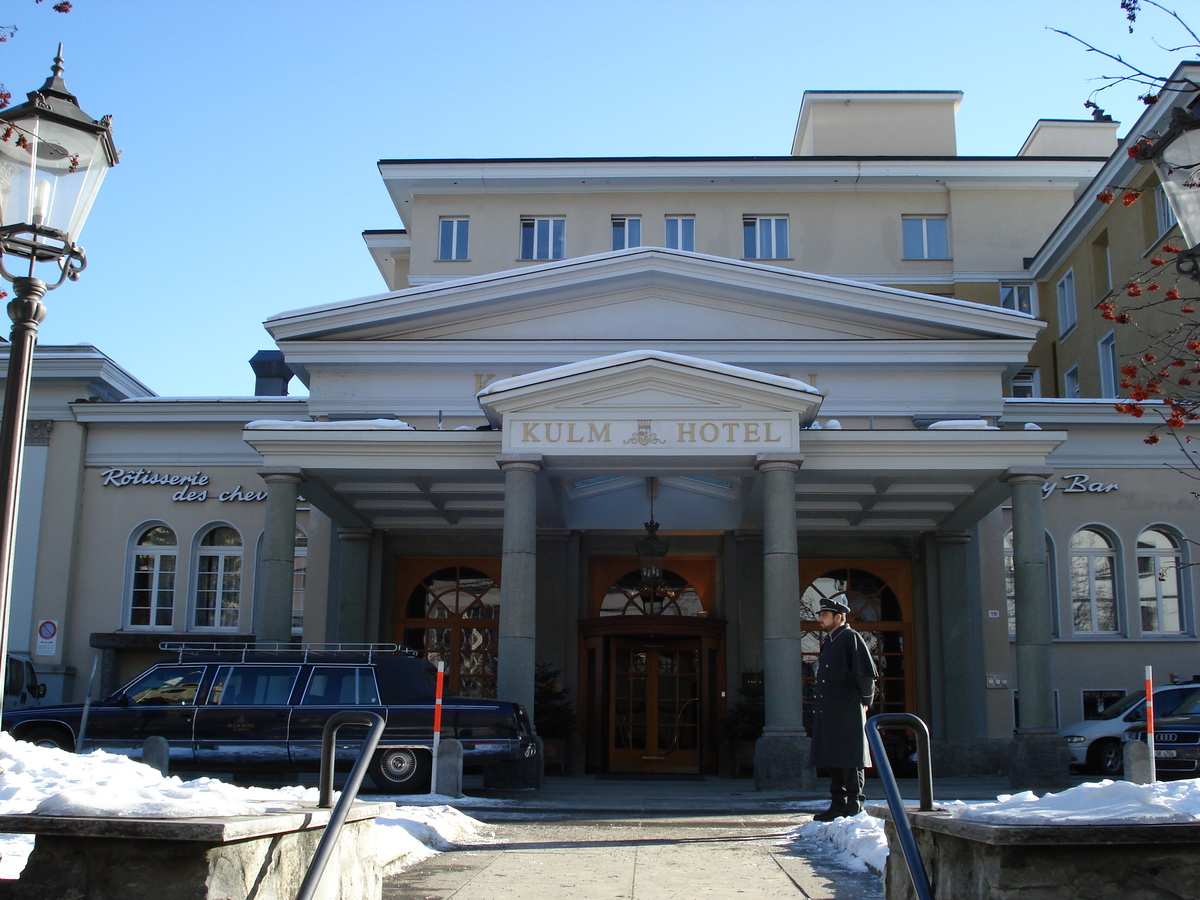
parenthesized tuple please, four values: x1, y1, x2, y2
(298, 711, 386, 900)
(865, 713, 934, 900)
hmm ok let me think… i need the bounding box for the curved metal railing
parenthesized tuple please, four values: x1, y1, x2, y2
(865, 712, 934, 900)
(297, 710, 386, 900)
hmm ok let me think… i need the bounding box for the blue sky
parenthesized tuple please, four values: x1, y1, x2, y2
(2, 0, 1191, 397)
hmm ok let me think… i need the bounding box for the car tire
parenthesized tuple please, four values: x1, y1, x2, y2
(1089, 738, 1124, 777)
(20, 726, 74, 752)
(368, 747, 432, 794)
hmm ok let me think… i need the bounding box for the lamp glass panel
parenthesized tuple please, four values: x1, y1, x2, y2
(0, 114, 110, 242)
(1156, 126, 1200, 248)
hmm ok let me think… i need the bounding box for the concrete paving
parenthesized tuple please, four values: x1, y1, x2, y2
(377, 772, 1044, 899)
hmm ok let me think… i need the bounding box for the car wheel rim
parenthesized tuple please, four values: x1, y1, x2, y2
(382, 750, 417, 782)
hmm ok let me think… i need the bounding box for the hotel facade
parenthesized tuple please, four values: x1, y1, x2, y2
(7, 76, 1200, 788)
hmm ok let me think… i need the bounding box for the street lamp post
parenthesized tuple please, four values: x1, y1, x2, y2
(0, 47, 116, 707)
(1137, 105, 1200, 281)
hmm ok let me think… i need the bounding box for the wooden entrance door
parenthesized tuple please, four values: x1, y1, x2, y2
(608, 637, 701, 774)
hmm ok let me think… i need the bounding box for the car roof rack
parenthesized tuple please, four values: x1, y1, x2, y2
(157, 642, 418, 663)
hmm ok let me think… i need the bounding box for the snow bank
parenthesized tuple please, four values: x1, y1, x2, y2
(0, 733, 493, 878)
(796, 778, 1200, 876)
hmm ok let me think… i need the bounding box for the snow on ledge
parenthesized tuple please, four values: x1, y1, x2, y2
(245, 418, 415, 430)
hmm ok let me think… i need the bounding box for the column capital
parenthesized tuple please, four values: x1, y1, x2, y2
(496, 453, 543, 473)
(755, 453, 803, 473)
(258, 466, 304, 486)
(1003, 467, 1053, 486)
(336, 526, 373, 542)
(935, 529, 972, 546)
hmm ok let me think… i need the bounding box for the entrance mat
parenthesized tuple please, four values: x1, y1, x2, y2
(597, 773, 705, 781)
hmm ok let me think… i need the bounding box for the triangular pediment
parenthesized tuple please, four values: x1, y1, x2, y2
(265, 248, 1044, 345)
(477, 351, 823, 457)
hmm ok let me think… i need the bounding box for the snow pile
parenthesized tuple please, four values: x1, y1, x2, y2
(0, 733, 493, 878)
(798, 778, 1200, 875)
(946, 779, 1200, 825)
(794, 810, 889, 874)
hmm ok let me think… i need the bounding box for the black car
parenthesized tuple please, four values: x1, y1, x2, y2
(1124, 689, 1200, 779)
(2, 644, 537, 793)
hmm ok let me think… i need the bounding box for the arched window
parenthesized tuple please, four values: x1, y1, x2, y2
(599, 569, 703, 617)
(1070, 528, 1117, 633)
(194, 525, 242, 629)
(292, 527, 308, 636)
(1138, 528, 1183, 633)
(403, 566, 500, 698)
(129, 524, 176, 628)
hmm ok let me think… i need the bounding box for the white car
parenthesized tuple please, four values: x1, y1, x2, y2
(1061, 683, 1200, 777)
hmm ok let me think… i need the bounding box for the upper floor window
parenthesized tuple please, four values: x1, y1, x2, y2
(292, 527, 308, 636)
(129, 524, 176, 628)
(438, 218, 469, 260)
(1063, 365, 1080, 398)
(1000, 282, 1035, 316)
(1057, 269, 1077, 336)
(743, 216, 788, 259)
(195, 525, 243, 630)
(665, 216, 695, 252)
(1010, 367, 1040, 398)
(1098, 331, 1118, 397)
(520, 216, 565, 260)
(611, 216, 641, 251)
(901, 216, 949, 260)
(1070, 528, 1118, 634)
(1138, 528, 1184, 634)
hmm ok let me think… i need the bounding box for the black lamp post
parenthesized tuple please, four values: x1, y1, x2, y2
(0, 46, 116, 703)
(1136, 105, 1200, 281)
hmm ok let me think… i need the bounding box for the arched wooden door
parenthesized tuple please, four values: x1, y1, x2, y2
(580, 557, 724, 776)
(394, 557, 502, 698)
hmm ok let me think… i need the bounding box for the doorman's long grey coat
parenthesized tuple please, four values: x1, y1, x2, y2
(811, 624, 878, 768)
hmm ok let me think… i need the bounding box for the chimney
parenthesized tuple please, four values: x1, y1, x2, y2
(249, 350, 294, 397)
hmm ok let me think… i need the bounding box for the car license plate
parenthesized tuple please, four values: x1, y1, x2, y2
(1154, 748, 1177, 758)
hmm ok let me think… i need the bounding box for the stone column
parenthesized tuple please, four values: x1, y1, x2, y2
(1003, 467, 1069, 791)
(254, 467, 303, 643)
(335, 527, 372, 643)
(753, 454, 813, 791)
(497, 454, 542, 720)
(935, 530, 986, 768)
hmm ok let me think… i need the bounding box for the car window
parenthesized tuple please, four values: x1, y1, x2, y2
(301, 667, 381, 705)
(208, 666, 300, 706)
(1169, 688, 1200, 717)
(123, 666, 206, 706)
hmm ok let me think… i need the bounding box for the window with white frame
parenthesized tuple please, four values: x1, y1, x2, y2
(1138, 528, 1184, 633)
(1070, 528, 1118, 633)
(1155, 186, 1178, 237)
(902, 216, 949, 260)
(665, 216, 695, 252)
(129, 524, 176, 628)
(1057, 269, 1077, 335)
(1064, 365, 1080, 398)
(1098, 331, 1118, 397)
(1010, 368, 1040, 398)
(611, 216, 641, 251)
(194, 525, 243, 629)
(519, 217, 565, 260)
(292, 527, 307, 635)
(1000, 282, 1035, 315)
(438, 218, 469, 260)
(743, 216, 788, 259)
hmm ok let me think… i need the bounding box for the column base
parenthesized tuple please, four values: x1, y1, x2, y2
(930, 739, 1007, 777)
(483, 736, 544, 791)
(753, 733, 816, 792)
(1007, 734, 1071, 792)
